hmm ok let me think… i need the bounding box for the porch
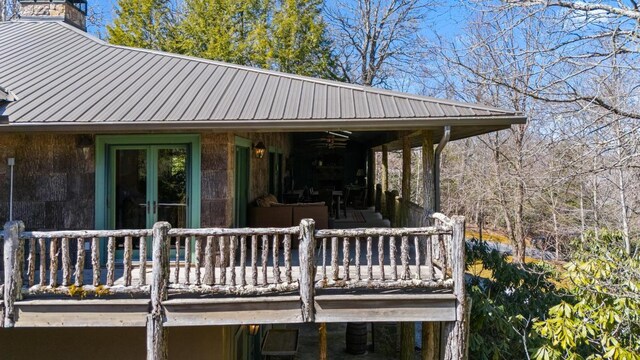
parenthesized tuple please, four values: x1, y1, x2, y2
(1, 210, 465, 358)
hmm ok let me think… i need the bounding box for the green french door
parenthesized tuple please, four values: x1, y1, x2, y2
(109, 145, 188, 258)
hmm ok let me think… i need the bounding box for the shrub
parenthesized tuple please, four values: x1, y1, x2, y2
(532, 230, 640, 360)
(466, 240, 560, 359)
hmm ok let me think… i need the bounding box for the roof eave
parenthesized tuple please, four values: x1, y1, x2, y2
(0, 115, 527, 133)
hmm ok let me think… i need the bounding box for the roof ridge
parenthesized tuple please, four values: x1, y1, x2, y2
(51, 21, 519, 115)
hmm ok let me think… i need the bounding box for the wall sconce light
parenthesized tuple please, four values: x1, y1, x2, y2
(253, 141, 266, 159)
(76, 134, 94, 159)
(248, 324, 260, 336)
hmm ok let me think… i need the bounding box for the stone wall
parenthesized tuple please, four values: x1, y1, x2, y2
(200, 131, 291, 227)
(200, 133, 234, 227)
(0, 134, 95, 230)
(0, 132, 291, 230)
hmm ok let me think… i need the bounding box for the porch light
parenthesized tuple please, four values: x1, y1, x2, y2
(253, 142, 266, 159)
(248, 324, 260, 336)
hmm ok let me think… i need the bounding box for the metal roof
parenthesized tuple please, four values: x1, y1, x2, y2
(0, 21, 526, 135)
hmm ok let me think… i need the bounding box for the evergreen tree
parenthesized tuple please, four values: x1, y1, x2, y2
(106, 0, 175, 51)
(270, 0, 336, 78)
(107, 0, 337, 78)
(175, 0, 271, 67)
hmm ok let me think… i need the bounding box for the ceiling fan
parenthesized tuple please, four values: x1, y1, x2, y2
(305, 134, 348, 149)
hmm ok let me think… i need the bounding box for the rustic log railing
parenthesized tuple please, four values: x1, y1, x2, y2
(1, 214, 465, 359)
(164, 226, 301, 296)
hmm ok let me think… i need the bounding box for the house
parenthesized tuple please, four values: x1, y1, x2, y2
(0, 1, 526, 359)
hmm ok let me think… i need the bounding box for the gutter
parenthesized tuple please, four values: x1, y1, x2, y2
(434, 126, 451, 212)
(0, 115, 527, 133)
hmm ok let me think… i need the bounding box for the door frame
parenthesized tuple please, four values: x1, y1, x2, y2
(268, 146, 283, 200)
(95, 134, 201, 232)
(234, 136, 252, 228)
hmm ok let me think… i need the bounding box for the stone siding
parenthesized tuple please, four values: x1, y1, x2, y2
(0, 134, 95, 230)
(1, 132, 291, 231)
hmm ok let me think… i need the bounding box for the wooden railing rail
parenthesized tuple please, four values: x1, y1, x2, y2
(2, 227, 154, 304)
(314, 220, 455, 288)
(2, 214, 464, 327)
(165, 227, 301, 294)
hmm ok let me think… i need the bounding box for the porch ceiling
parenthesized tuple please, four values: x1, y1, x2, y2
(0, 21, 525, 137)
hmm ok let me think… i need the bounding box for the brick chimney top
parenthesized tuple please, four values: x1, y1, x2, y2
(19, 0, 87, 31)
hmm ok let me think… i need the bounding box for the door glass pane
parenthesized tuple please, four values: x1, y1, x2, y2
(157, 148, 187, 228)
(115, 149, 147, 250)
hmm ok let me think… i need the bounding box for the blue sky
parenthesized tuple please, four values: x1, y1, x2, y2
(88, 0, 470, 40)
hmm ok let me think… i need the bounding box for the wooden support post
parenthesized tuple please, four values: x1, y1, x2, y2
(421, 322, 440, 360)
(367, 149, 376, 207)
(375, 183, 382, 213)
(442, 216, 468, 360)
(421, 130, 435, 225)
(381, 145, 389, 217)
(402, 134, 411, 227)
(319, 323, 327, 360)
(421, 130, 436, 359)
(381, 145, 389, 192)
(299, 219, 316, 322)
(147, 222, 170, 360)
(401, 322, 415, 360)
(3, 220, 24, 328)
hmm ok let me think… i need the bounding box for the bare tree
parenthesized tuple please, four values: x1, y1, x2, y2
(467, 0, 640, 119)
(325, 0, 431, 86)
(1, 0, 20, 21)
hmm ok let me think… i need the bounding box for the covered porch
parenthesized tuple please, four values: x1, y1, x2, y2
(2, 209, 464, 359)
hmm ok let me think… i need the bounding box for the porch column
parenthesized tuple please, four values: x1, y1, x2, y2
(319, 323, 327, 360)
(421, 130, 435, 224)
(147, 222, 170, 360)
(367, 148, 376, 207)
(401, 134, 411, 227)
(3, 220, 25, 328)
(381, 145, 389, 193)
(381, 145, 389, 218)
(420, 130, 439, 360)
(400, 134, 414, 360)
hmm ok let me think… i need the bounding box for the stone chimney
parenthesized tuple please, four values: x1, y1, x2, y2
(19, 0, 87, 31)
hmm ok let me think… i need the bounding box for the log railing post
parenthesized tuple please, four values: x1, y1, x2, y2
(442, 215, 468, 360)
(3, 220, 24, 328)
(299, 219, 316, 322)
(375, 184, 382, 213)
(147, 221, 170, 360)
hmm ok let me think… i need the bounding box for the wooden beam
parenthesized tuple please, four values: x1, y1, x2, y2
(314, 294, 456, 323)
(401, 322, 415, 360)
(319, 323, 327, 360)
(421, 322, 440, 360)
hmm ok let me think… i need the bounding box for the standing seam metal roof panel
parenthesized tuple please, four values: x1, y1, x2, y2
(0, 21, 525, 131)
